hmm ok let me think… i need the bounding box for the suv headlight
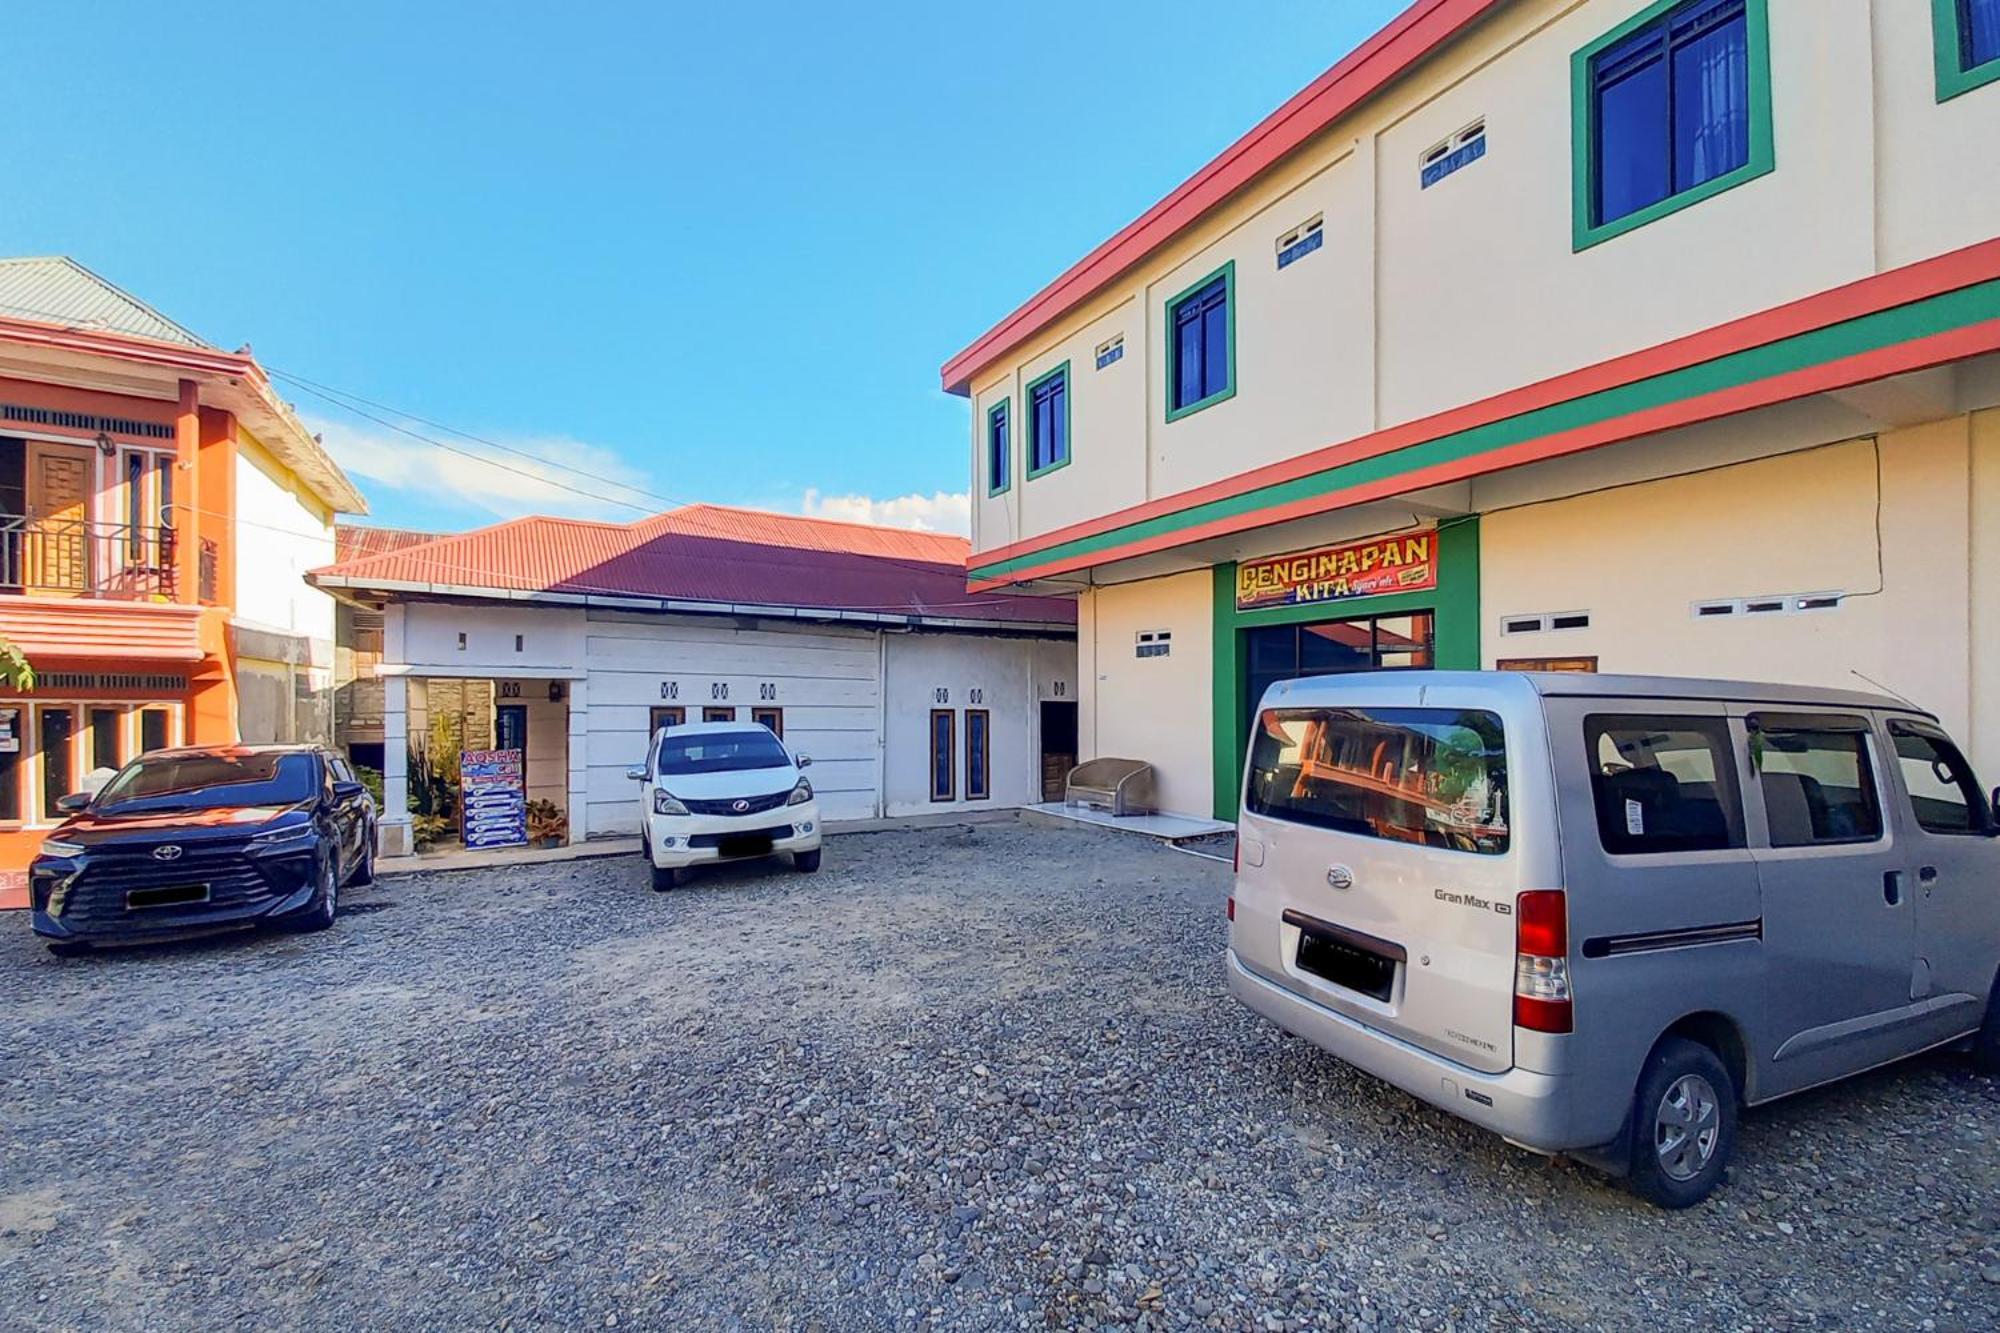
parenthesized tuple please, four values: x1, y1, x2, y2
(37, 839, 85, 859)
(653, 789, 689, 816)
(248, 823, 318, 855)
(787, 777, 813, 806)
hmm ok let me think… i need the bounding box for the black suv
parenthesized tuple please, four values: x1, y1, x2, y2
(30, 745, 376, 952)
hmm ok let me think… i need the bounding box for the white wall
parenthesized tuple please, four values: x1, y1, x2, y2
(232, 433, 335, 643)
(396, 603, 588, 675)
(1077, 569, 1215, 819)
(881, 632, 1070, 816)
(581, 611, 883, 834)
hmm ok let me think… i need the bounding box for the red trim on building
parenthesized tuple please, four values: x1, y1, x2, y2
(968, 237, 2000, 575)
(970, 315, 2000, 590)
(939, 0, 1503, 395)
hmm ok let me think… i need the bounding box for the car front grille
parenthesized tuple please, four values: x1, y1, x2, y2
(682, 791, 791, 817)
(56, 844, 286, 930)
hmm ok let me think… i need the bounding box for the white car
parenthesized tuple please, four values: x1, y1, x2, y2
(627, 722, 822, 890)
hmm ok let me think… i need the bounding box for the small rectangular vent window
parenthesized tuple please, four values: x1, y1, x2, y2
(1276, 214, 1324, 270)
(1692, 592, 1845, 620)
(1095, 334, 1124, 370)
(1421, 119, 1486, 189)
(1136, 629, 1172, 659)
(1501, 610, 1590, 635)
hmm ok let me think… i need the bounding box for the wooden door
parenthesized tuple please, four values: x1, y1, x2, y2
(25, 442, 94, 595)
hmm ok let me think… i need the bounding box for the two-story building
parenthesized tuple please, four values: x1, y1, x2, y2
(945, 0, 2000, 821)
(0, 257, 366, 900)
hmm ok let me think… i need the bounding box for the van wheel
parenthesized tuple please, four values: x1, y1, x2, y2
(1974, 978, 2000, 1076)
(794, 849, 821, 873)
(1627, 1038, 1736, 1209)
(651, 864, 682, 892)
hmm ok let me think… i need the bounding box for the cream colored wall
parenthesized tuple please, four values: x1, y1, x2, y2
(1971, 409, 2000, 779)
(234, 430, 337, 643)
(1874, 0, 2000, 270)
(967, 0, 1989, 558)
(1481, 419, 1996, 770)
(1077, 568, 1213, 818)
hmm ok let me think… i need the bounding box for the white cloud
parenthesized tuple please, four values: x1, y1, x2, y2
(796, 487, 970, 536)
(310, 415, 658, 522)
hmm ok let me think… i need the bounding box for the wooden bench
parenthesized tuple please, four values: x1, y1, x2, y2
(1064, 758, 1156, 817)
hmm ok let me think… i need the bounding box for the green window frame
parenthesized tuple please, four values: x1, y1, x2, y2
(1164, 260, 1237, 422)
(1024, 362, 1071, 480)
(1570, 0, 1774, 252)
(1934, 0, 2000, 101)
(985, 398, 1012, 497)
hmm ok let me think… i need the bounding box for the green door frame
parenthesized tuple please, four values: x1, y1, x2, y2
(1209, 517, 1481, 821)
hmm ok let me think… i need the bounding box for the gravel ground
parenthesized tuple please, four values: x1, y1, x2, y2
(2, 820, 1997, 1331)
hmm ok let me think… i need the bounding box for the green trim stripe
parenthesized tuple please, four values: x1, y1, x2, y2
(1164, 260, 1237, 422)
(1570, 0, 1774, 252)
(1025, 361, 1072, 480)
(972, 278, 2000, 582)
(1207, 518, 1482, 822)
(1934, 0, 2000, 101)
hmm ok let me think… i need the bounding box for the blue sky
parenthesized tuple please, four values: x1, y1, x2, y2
(5, 1, 1408, 534)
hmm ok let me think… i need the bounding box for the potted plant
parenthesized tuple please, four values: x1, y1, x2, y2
(526, 799, 568, 849)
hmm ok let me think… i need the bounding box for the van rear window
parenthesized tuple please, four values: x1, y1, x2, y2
(1245, 708, 1509, 855)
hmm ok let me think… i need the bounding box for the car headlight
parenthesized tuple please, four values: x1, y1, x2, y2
(37, 839, 85, 859)
(653, 789, 689, 816)
(248, 823, 318, 854)
(787, 777, 814, 806)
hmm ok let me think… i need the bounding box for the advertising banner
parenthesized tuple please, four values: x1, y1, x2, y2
(460, 748, 527, 850)
(1235, 531, 1439, 612)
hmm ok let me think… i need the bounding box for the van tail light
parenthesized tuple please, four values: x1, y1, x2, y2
(1513, 890, 1573, 1034)
(1226, 896, 1235, 922)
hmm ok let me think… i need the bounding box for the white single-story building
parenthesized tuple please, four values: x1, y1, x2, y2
(311, 504, 1076, 856)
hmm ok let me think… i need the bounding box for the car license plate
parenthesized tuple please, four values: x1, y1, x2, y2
(127, 883, 211, 910)
(718, 834, 774, 858)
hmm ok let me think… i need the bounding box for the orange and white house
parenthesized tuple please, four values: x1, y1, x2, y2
(0, 257, 366, 904)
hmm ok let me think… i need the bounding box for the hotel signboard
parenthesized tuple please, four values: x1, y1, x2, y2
(1236, 531, 1439, 612)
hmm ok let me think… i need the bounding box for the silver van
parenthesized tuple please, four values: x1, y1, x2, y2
(1227, 670, 2000, 1207)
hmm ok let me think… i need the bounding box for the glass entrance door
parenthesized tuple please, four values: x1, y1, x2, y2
(1243, 611, 1435, 732)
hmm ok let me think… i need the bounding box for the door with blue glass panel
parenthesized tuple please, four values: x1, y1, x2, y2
(1241, 612, 1435, 736)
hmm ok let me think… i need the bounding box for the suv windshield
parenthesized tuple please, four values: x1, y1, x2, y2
(657, 730, 791, 776)
(94, 752, 319, 814)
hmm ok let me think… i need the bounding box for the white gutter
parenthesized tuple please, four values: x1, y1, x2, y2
(307, 573, 1076, 636)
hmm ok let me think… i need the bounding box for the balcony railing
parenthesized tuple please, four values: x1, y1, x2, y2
(0, 513, 183, 601)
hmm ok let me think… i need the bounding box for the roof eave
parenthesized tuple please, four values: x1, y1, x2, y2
(939, 0, 1502, 396)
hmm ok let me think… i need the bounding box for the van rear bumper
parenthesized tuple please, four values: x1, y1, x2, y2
(1227, 947, 1597, 1156)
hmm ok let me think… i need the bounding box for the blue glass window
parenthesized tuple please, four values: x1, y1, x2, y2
(965, 710, 990, 800)
(986, 400, 1009, 494)
(1963, 0, 2000, 69)
(1590, 0, 1750, 228)
(929, 709, 955, 802)
(1169, 270, 1232, 415)
(1027, 366, 1068, 476)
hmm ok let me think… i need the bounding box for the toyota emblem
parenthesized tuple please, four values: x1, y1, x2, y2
(1326, 864, 1354, 891)
(731, 799, 750, 813)
(153, 845, 184, 862)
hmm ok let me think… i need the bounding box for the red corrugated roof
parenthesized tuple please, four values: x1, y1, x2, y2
(312, 504, 1074, 627)
(335, 524, 448, 564)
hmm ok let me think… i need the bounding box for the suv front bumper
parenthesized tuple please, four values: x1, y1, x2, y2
(645, 801, 821, 869)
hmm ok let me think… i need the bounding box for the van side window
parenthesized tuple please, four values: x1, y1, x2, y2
(1749, 717, 1882, 847)
(1584, 715, 1745, 854)
(1888, 722, 1992, 836)
(1245, 707, 1509, 855)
